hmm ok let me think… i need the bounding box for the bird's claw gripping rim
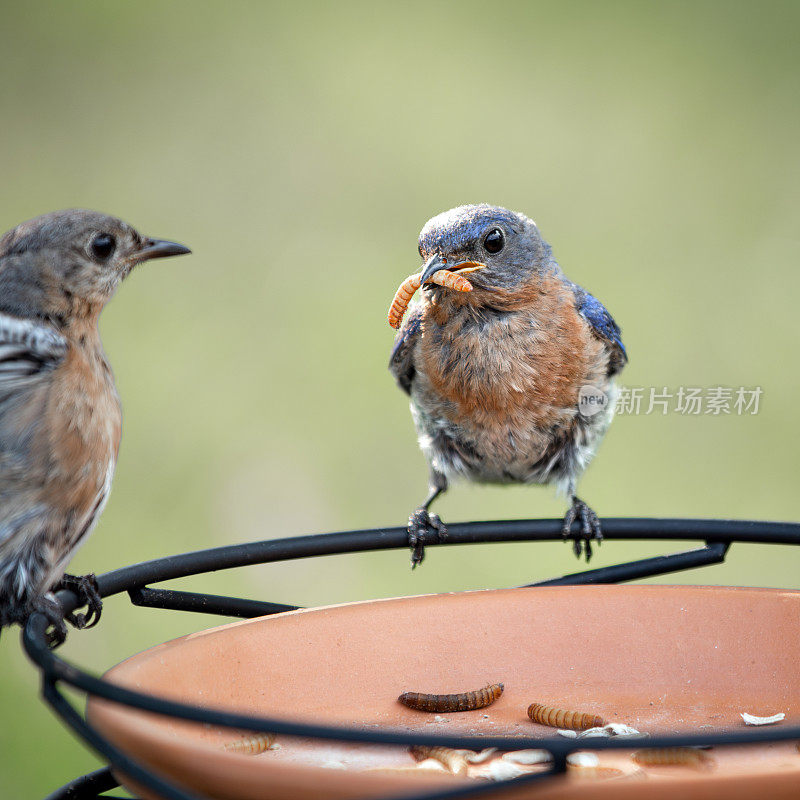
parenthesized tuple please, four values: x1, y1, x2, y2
(561, 497, 603, 562)
(407, 509, 448, 568)
(59, 573, 103, 631)
(27, 595, 69, 648)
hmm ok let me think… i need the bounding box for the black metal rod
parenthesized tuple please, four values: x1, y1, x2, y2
(133, 544, 731, 615)
(23, 612, 800, 755)
(28, 518, 800, 800)
(46, 518, 799, 618)
(128, 587, 299, 618)
(88, 518, 800, 606)
(22, 612, 583, 752)
(44, 767, 118, 800)
(531, 541, 730, 586)
(42, 680, 207, 800)
(44, 675, 561, 800)
(373, 764, 560, 800)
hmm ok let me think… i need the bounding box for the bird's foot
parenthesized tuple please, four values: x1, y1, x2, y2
(562, 496, 602, 562)
(407, 509, 448, 569)
(58, 572, 103, 630)
(29, 593, 68, 648)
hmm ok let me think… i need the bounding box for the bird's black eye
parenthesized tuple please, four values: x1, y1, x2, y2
(483, 228, 504, 254)
(90, 233, 116, 261)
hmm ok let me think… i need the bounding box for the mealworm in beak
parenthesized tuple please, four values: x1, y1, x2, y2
(388, 268, 476, 329)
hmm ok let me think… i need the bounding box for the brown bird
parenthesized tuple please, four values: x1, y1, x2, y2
(0, 209, 190, 644)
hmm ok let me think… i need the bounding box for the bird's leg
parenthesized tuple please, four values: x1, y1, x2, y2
(407, 470, 448, 569)
(58, 572, 103, 630)
(28, 593, 69, 648)
(562, 495, 603, 562)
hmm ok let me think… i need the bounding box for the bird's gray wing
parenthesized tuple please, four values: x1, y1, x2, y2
(388, 307, 423, 395)
(0, 312, 67, 401)
(0, 315, 68, 596)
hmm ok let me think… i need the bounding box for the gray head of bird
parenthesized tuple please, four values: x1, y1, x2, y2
(417, 204, 552, 295)
(0, 209, 190, 323)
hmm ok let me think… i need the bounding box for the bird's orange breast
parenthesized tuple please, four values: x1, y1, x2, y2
(419, 275, 609, 431)
(38, 330, 121, 515)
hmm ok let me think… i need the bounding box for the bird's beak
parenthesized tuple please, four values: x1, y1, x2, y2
(420, 253, 447, 285)
(132, 238, 192, 264)
(419, 253, 486, 285)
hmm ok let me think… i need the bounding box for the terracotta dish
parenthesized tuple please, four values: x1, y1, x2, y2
(87, 585, 800, 799)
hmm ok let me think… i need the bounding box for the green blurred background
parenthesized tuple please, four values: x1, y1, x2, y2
(0, 0, 798, 795)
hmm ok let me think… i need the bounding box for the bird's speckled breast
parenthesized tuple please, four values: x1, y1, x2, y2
(39, 329, 121, 527)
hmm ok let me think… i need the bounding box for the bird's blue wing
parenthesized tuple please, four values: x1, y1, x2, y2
(570, 284, 627, 376)
(388, 306, 422, 395)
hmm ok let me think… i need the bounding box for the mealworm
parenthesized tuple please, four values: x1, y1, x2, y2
(388, 273, 422, 329)
(632, 748, 712, 768)
(570, 766, 625, 780)
(410, 745, 469, 776)
(399, 683, 504, 712)
(387, 269, 475, 329)
(222, 732, 276, 755)
(526, 703, 605, 730)
(365, 767, 454, 779)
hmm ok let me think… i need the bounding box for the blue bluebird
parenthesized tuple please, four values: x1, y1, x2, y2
(389, 204, 627, 567)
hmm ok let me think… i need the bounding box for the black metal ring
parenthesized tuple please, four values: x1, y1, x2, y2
(26, 518, 800, 800)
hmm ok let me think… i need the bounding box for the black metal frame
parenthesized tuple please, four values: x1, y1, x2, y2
(24, 517, 800, 800)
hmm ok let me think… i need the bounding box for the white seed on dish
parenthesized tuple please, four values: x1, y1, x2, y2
(740, 712, 785, 726)
(567, 752, 600, 768)
(488, 760, 527, 781)
(417, 759, 448, 772)
(578, 727, 609, 738)
(577, 723, 644, 738)
(501, 749, 551, 765)
(603, 723, 642, 736)
(464, 748, 498, 764)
